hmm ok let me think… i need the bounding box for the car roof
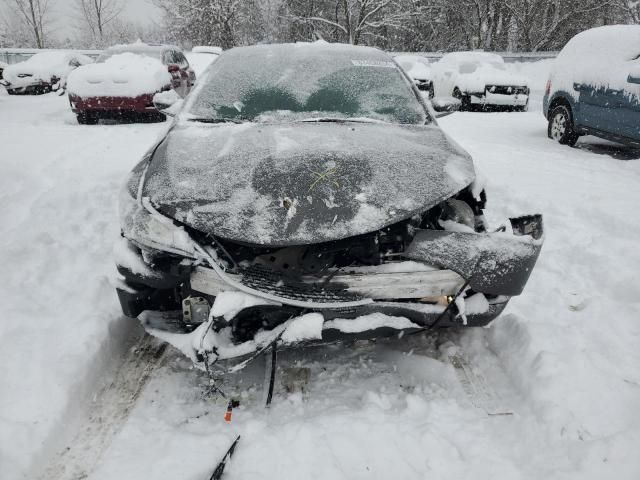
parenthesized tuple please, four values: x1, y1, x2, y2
(440, 51, 504, 63)
(221, 41, 391, 62)
(105, 42, 182, 54)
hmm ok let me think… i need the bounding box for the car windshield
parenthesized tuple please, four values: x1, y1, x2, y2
(186, 44, 429, 124)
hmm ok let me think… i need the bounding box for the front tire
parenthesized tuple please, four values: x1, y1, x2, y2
(548, 105, 579, 146)
(453, 87, 471, 111)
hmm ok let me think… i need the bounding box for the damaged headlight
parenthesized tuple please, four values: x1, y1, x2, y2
(439, 198, 475, 230)
(119, 160, 196, 258)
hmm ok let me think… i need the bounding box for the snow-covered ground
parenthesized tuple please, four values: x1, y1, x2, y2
(1, 59, 640, 480)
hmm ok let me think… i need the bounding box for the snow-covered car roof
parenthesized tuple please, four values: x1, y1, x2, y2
(98, 42, 181, 62)
(439, 51, 505, 65)
(185, 51, 218, 77)
(192, 46, 222, 55)
(394, 54, 431, 81)
(550, 25, 640, 94)
(7, 51, 93, 71)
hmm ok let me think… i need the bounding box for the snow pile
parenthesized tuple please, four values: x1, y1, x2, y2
(549, 25, 640, 98)
(2, 51, 85, 88)
(66, 53, 172, 98)
(0, 93, 166, 479)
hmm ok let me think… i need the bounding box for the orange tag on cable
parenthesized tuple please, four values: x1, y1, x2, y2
(224, 400, 239, 423)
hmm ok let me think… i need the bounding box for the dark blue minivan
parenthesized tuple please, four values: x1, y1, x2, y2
(544, 25, 640, 148)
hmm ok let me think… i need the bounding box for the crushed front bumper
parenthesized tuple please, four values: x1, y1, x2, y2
(116, 215, 543, 348)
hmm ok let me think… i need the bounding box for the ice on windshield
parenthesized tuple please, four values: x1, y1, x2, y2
(186, 43, 428, 124)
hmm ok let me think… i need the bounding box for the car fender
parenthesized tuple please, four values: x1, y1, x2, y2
(404, 215, 544, 296)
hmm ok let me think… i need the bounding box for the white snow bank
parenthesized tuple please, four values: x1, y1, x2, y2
(0, 93, 165, 479)
(550, 25, 640, 98)
(67, 53, 172, 98)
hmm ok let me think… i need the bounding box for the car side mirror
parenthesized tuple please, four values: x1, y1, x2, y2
(167, 64, 180, 73)
(573, 82, 585, 91)
(627, 74, 640, 85)
(153, 90, 182, 116)
(431, 96, 461, 118)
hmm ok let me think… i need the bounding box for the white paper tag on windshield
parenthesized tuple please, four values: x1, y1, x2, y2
(351, 60, 396, 68)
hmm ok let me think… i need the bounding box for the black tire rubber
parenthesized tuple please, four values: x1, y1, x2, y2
(453, 87, 472, 111)
(548, 105, 579, 146)
(76, 113, 99, 125)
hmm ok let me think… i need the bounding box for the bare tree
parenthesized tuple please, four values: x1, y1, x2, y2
(503, 0, 611, 51)
(9, 0, 52, 48)
(615, 0, 640, 23)
(74, 0, 124, 45)
(286, 0, 428, 45)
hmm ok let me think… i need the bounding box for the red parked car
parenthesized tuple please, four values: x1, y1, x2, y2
(66, 43, 195, 124)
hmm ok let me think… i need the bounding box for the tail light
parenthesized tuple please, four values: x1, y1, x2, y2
(545, 79, 551, 95)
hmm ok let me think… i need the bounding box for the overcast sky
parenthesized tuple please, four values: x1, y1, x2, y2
(52, 0, 163, 40)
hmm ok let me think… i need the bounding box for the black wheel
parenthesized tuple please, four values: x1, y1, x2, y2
(427, 83, 435, 99)
(548, 105, 579, 146)
(453, 87, 471, 111)
(77, 113, 99, 125)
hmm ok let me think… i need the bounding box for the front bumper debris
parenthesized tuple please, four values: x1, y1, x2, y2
(115, 214, 543, 352)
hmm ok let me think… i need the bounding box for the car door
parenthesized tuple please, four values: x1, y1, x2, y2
(575, 80, 627, 136)
(618, 59, 640, 141)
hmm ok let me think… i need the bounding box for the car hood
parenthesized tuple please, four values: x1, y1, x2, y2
(143, 121, 475, 247)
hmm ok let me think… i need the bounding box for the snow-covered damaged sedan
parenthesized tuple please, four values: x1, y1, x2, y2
(115, 43, 543, 366)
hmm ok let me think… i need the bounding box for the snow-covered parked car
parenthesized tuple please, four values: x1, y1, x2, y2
(432, 52, 530, 111)
(185, 46, 221, 78)
(1, 51, 93, 95)
(115, 43, 543, 367)
(544, 25, 640, 147)
(66, 43, 195, 124)
(394, 54, 434, 97)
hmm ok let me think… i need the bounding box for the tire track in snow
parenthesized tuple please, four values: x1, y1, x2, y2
(39, 333, 167, 480)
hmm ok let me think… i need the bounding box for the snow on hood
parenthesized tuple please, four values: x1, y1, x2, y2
(3, 52, 83, 87)
(143, 121, 475, 247)
(550, 25, 640, 99)
(66, 53, 172, 98)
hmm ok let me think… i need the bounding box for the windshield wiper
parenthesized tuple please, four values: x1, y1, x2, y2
(298, 117, 387, 124)
(187, 117, 245, 124)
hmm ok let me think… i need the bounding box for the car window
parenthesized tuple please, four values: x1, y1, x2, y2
(187, 47, 429, 125)
(69, 58, 81, 67)
(175, 52, 189, 69)
(459, 62, 478, 74)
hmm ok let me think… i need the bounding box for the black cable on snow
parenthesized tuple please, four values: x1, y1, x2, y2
(210, 435, 241, 480)
(265, 343, 277, 407)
